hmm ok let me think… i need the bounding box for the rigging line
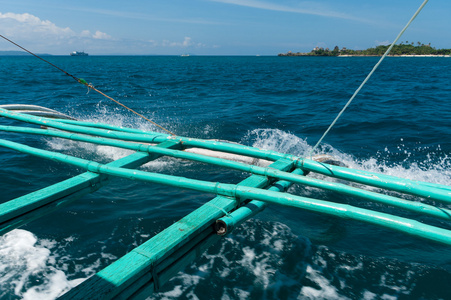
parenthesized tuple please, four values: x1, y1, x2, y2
(307, 0, 429, 158)
(75, 80, 175, 135)
(0, 34, 79, 82)
(0, 34, 176, 136)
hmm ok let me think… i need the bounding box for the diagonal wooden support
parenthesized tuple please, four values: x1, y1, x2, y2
(59, 159, 295, 299)
(0, 141, 182, 235)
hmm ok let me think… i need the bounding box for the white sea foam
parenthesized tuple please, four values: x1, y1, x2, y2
(46, 136, 178, 171)
(149, 220, 318, 299)
(243, 128, 312, 157)
(23, 123, 450, 299)
(299, 266, 349, 300)
(0, 221, 420, 300)
(46, 106, 188, 172)
(47, 114, 451, 188)
(245, 128, 451, 186)
(0, 229, 85, 300)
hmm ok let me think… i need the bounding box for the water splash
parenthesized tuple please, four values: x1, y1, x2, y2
(151, 220, 314, 300)
(0, 230, 84, 300)
(34, 124, 451, 299)
(244, 128, 451, 186)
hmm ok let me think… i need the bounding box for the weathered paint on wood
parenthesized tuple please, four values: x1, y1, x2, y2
(1, 111, 451, 299)
(2, 126, 449, 221)
(299, 158, 451, 204)
(59, 159, 294, 299)
(0, 141, 181, 235)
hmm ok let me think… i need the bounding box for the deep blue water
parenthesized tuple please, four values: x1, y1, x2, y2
(1, 55, 451, 299)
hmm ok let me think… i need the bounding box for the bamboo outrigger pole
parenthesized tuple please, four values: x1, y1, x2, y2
(1, 109, 451, 298)
(1, 136, 451, 245)
(1, 123, 451, 222)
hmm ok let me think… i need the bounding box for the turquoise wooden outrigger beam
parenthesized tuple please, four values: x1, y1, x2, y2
(1, 105, 451, 299)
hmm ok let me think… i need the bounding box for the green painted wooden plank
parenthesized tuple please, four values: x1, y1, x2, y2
(0, 180, 104, 236)
(216, 167, 305, 235)
(2, 125, 450, 219)
(126, 233, 222, 299)
(2, 124, 447, 221)
(3, 114, 450, 206)
(0, 141, 181, 235)
(121, 160, 297, 299)
(2, 110, 451, 299)
(59, 159, 294, 299)
(3, 137, 451, 246)
(62, 199, 238, 298)
(2, 110, 451, 203)
(115, 222, 216, 299)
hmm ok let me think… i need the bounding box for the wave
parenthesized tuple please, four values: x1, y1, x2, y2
(16, 115, 450, 299)
(2, 220, 450, 299)
(244, 128, 451, 185)
(0, 230, 85, 299)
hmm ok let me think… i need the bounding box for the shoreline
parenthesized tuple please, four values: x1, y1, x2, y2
(338, 54, 451, 57)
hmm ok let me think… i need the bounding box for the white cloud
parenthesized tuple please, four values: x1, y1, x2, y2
(182, 37, 193, 47)
(1, 12, 39, 23)
(0, 12, 113, 53)
(78, 29, 112, 40)
(209, 0, 367, 22)
(0, 12, 74, 37)
(158, 37, 205, 48)
(0, 12, 208, 54)
(80, 30, 91, 37)
(92, 30, 112, 40)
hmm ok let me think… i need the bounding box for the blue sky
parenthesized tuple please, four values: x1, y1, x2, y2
(0, 0, 449, 55)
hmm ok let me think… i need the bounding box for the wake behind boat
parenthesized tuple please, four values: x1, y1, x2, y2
(1, 1, 450, 298)
(1, 98, 451, 299)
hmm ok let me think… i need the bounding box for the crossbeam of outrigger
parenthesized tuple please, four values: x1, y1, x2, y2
(0, 106, 450, 299)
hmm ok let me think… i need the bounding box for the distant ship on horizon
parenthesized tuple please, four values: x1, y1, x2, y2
(70, 51, 88, 56)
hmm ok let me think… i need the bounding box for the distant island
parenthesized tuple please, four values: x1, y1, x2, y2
(279, 42, 451, 57)
(0, 51, 52, 56)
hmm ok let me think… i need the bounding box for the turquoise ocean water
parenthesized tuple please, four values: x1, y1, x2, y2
(1, 55, 451, 299)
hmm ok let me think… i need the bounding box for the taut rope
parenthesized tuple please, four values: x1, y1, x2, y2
(0, 34, 175, 136)
(308, 0, 429, 158)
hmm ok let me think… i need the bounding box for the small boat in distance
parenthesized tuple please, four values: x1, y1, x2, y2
(70, 51, 88, 56)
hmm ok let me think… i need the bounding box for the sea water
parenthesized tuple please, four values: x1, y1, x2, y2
(0, 55, 450, 299)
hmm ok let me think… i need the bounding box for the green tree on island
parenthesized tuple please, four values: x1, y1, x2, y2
(279, 43, 451, 56)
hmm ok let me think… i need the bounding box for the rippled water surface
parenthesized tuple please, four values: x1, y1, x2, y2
(1, 56, 451, 299)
